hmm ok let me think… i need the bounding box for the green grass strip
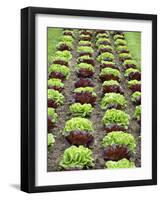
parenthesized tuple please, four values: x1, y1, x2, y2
(48, 28, 63, 64)
(124, 32, 141, 69)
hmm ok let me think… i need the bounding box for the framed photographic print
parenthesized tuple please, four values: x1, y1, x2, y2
(21, 7, 157, 193)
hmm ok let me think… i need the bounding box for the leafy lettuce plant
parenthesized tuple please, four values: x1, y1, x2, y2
(134, 105, 141, 120)
(56, 41, 73, 50)
(124, 68, 139, 77)
(79, 30, 93, 35)
(115, 39, 127, 46)
(49, 64, 70, 78)
(77, 55, 92, 61)
(113, 34, 124, 40)
(116, 45, 128, 52)
(128, 80, 141, 86)
(63, 117, 93, 135)
(53, 55, 70, 63)
(96, 33, 109, 38)
(48, 78, 64, 88)
(79, 34, 91, 38)
(77, 63, 94, 72)
(48, 133, 55, 148)
(78, 40, 92, 46)
(55, 50, 72, 60)
(63, 30, 74, 37)
(77, 55, 94, 65)
(102, 108, 130, 129)
(123, 59, 138, 66)
(48, 107, 58, 123)
(100, 93, 127, 110)
(74, 87, 96, 96)
(98, 45, 113, 51)
(105, 158, 135, 169)
(69, 103, 93, 117)
(48, 89, 64, 105)
(119, 53, 132, 60)
(60, 35, 74, 43)
(100, 67, 120, 77)
(59, 145, 94, 169)
(131, 91, 141, 103)
(101, 61, 115, 66)
(96, 38, 111, 46)
(102, 131, 136, 152)
(97, 52, 114, 62)
(102, 80, 119, 87)
(77, 46, 94, 53)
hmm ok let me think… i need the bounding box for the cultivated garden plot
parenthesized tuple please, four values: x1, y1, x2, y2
(47, 28, 141, 171)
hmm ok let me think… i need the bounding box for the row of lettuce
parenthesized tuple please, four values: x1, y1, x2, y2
(47, 29, 97, 170)
(47, 29, 74, 154)
(60, 30, 96, 170)
(111, 31, 141, 123)
(47, 28, 141, 170)
(92, 30, 141, 169)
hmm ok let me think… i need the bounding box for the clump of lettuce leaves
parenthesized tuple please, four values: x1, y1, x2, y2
(48, 89, 64, 105)
(100, 93, 126, 110)
(63, 117, 93, 134)
(59, 145, 94, 169)
(70, 103, 93, 117)
(102, 108, 130, 128)
(102, 131, 136, 152)
(105, 158, 135, 169)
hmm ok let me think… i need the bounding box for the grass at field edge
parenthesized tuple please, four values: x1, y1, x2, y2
(124, 32, 141, 69)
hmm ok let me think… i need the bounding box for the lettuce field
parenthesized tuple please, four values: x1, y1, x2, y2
(47, 28, 141, 171)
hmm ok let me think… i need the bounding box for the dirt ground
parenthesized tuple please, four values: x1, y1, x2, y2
(47, 30, 141, 172)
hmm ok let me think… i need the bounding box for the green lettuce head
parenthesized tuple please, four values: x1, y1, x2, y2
(115, 39, 127, 46)
(125, 68, 139, 77)
(134, 105, 141, 120)
(105, 158, 135, 169)
(55, 50, 72, 60)
(128, 80, 141, 86)
(123, 59, 138, 66)
(48, 78, 64, 88)
(56, 41, 73, 50)
(77, 46, 94, 53)
(48, 64, 70, 78)
(100, 93, 126, 110)
(59, 145, 94, 169)
(102, 131, 136, 152)
(48, 89, 64, 105)
(96, 33, 109, 38)
(131, 91, 141, 103)
(77, 63, 94, 72)
(96, 38, 111, 46)
(63, 117, 93, 135)
(100, 67, 120, 77)
(102, 80, 119, 87)
(69, 103, 93, 117)
(48, 133, 55, 148)
(48, 107, 58, 123)
(119, 53, 132, 60)
(113, 34, 124, 40)
(102, 108, 130, 128)
(74, 87, 96, 96)
(78, 40, 92, 46)
(97, 52, 114, 62)
(60, 35, 74, 43)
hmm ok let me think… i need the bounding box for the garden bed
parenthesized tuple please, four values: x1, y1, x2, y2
(47, 28, 141, 171)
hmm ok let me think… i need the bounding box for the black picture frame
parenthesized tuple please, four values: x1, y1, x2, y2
(21, 6, 157, 193)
